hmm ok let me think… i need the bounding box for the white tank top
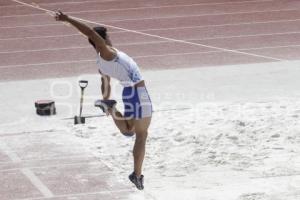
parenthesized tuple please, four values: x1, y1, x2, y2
(96, 49, 143, 87)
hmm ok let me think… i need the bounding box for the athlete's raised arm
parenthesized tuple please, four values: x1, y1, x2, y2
(54, 11, 115, 60)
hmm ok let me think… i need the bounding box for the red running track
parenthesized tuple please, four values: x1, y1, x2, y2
(1, 0, 300, 81)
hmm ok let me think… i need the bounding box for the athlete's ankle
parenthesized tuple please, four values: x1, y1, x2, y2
(134, 171, 142, 177)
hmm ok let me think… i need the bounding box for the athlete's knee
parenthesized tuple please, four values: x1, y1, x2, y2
(135, 131, 148, 141)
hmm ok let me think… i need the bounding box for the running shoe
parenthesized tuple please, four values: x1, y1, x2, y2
(129, 172, 144, 190)
(94, 99, 117, 113)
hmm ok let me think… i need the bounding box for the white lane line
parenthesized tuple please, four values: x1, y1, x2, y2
(21, 168, 54, 198)
(0, 47, 293, 70)
(117, 40, 191, 46)
(0, 59, 95, 69)
(60, 0, 274, 15)
(0, 0, 121, 8)
(11, 0, 284, 61)
(99, 8, 300, 23)
(1, 0, 272, 18)
(195, 31, 300, 40)
(3, 0, 270, 8)
(239, 44, 300, 51)
(0, 141, 22, 162)
(0, 8, 298, 29)
(0, 52, 206, 69)
(2, 43, 300, 68)
(0, 23, 62, 29)
(134, 51, 222, 58)
(2, 40, 300, 56)
(0, 34, 81, 41)
(125, 18, 300, 32)
(2, 18, 300, 41)
(2, 30, 300, 55)
(0, 46, 90, 54)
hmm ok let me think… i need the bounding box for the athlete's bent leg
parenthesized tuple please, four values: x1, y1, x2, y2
(109, 107, 135, 134)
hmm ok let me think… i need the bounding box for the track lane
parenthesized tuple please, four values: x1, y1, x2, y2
(2, 9, 300, 41)
(1, 0, 300, 82)
(0, 0, 271, 17)
(0, 0, 293, 20)
(2, 8, 300, 29)
(2, 19, 300, 55)
(0, 41, 214, 66)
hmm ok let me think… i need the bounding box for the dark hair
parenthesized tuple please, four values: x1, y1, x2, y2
(88, 26, 107, 49)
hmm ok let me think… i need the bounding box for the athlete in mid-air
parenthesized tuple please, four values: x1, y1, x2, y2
(55, 11, 152, 190)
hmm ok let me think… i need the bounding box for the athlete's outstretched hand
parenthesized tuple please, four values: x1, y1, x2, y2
(55, 11, 69, 22)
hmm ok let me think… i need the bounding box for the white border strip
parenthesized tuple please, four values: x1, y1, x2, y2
(21, 168, 54, 198)
(10, 0, 284, 61)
